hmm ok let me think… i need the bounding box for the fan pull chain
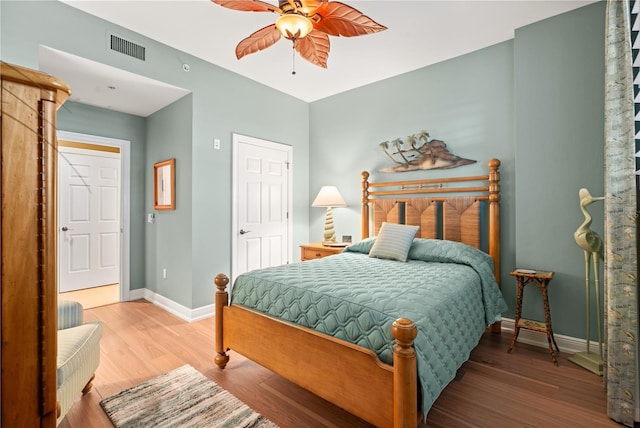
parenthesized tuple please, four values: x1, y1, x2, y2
(291, 41, 296, 75)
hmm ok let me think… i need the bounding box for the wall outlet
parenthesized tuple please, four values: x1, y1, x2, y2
(214, 138, 221, 150)
(162, 268, 167, 279)
(147, 213, 155, 224)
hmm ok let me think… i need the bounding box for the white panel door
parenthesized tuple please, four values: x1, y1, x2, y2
(234, 134, 291, 279)
(59, 146, 121, 292)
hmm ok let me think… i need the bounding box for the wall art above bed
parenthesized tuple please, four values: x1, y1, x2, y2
(379, 130, 476, 172)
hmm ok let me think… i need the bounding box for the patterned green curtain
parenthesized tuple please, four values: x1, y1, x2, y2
(604, 1, 639, 425)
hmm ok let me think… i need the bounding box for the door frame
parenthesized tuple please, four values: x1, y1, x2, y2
(57, 130, 131, 301)
(231, 133, 293, 283)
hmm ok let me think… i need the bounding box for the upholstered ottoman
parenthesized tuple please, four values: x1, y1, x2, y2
(56, 301, 102, 426)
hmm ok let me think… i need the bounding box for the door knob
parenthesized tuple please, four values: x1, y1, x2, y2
(239, 229, 251, 235)
(61, 226, 69, 231)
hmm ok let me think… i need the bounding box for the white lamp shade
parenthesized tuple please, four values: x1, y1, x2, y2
(312, 186, 346, 207)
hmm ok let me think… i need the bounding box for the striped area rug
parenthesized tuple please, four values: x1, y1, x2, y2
(100, 365, 279, 428)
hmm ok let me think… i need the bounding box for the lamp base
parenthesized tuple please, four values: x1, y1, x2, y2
(568, 351, 603, 376)
(322, 207, 337, 243)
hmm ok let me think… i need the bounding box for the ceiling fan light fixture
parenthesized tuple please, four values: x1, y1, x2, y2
(276, 14, 313, 40)
(210, 0, 387, 69)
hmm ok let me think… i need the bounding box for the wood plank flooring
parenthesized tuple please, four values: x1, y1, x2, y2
(59, 300, 621, 428)
(59, 283, 120, 309)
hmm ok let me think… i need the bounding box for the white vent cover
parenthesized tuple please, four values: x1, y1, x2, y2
(109, 33, 146, 61)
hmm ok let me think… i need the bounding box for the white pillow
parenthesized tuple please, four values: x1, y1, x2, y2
(369, 222, 420, 262)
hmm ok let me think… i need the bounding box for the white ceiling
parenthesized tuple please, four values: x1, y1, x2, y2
(40, 46, 191, 117)
(42, 0, 597, 117)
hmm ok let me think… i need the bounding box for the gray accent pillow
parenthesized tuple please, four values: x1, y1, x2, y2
(369, 222, 420, 262)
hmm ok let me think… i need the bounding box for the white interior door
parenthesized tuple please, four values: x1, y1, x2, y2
(233, 134, 292, 280)
(58, 143, 121, 292)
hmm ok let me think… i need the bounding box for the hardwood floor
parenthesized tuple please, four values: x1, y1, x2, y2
(59, 283, 120, 309)
(59, 300, 621, 428)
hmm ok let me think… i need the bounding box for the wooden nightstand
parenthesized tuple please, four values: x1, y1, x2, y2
(300, 242, 345, 261)
(507, 269, 560, 365)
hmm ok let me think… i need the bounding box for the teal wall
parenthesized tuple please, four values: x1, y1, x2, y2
(309, 1, 606, 340)
(57, 102, 147, 291)
(309, 39, 516, 243)
(514, 3, 606, 340)
(1, 0, 310, 310)
(2, 0, 607, 340)
(146, 95, 193, 307)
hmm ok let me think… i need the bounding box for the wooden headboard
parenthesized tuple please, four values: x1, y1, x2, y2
(361, 158, 501, 285)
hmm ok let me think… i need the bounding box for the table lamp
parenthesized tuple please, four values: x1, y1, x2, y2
(312, 185, 346, 244)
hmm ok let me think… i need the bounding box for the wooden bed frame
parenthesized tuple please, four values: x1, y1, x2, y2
(214, 158, 501, 428)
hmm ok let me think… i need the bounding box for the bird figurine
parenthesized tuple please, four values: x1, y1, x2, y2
(573, 188, 605, 364)
(574, 188, 604, 259)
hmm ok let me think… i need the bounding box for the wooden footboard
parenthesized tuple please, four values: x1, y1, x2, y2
(214, 274, 420, 428)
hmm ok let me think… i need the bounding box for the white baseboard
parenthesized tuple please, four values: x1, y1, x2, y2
(501, 317, 589, 355)
(127, 288, 214, 323)
(128, 288, 146, 301)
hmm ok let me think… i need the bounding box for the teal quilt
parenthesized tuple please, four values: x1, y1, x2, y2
(231, 238, 508, 419)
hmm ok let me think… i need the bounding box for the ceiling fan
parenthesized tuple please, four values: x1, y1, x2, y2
(210, 0, 387, 69)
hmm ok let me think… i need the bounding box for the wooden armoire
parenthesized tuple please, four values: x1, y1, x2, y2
(1, 62, 70, 427)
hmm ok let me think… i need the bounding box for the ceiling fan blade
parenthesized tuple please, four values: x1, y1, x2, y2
(295, 30, 330, 68)
(312, 2, 386, 37)
(210, 0, 281, 13)
(235, 24, 282, 60)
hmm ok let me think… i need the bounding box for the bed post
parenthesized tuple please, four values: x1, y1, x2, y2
(391, 318, 418, 428)
(487, 158, 501, 286)
(361, 171, 370, 239)
(488, 159, 502, 334)
(214, 273, 230, 369)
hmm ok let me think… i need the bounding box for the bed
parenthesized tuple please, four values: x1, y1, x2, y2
(214, 158, 506, 428)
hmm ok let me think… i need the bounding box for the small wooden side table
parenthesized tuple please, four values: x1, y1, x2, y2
(507, 269, 560, 365)
(300, 242, 345, 261)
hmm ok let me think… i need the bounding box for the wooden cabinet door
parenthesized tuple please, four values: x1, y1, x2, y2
(1, 62, 69, 428)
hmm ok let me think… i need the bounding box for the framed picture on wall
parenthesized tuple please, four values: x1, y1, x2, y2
(154, 158, 175, 210)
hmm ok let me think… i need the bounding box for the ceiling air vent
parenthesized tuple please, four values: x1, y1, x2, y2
(109, 33, 146, 61)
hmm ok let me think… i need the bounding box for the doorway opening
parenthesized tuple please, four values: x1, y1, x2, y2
(57, 131, 131, 308)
